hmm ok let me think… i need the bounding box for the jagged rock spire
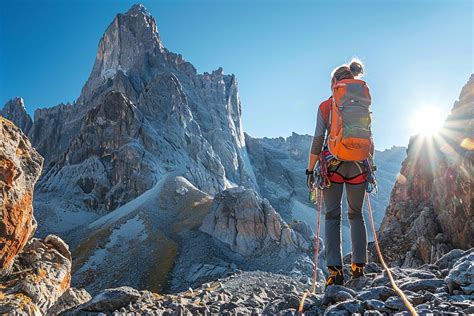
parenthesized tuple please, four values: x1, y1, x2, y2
(79, 4, 163, 103)
(0, 97, 33, 135)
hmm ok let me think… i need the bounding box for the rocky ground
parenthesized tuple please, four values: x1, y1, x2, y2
(2, 112, 472, 315)
(57, 247, 473, 315)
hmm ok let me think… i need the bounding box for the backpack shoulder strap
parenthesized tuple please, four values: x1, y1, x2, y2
(319, 97, 332, 125)
(318, 96, 333, 148)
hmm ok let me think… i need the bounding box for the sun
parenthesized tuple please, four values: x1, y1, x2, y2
(410, 106, 446, 136)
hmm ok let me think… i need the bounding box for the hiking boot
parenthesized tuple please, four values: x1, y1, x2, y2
(325, 266, 344, 288)
(351, 263, 365, 279)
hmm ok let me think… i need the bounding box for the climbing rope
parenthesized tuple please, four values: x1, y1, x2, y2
(298, 188, 323, 315)
(311, 189, 323, 294)
(365, 191, 417, 316)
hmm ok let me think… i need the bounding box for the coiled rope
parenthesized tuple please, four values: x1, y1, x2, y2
(297, 190, 417, 316)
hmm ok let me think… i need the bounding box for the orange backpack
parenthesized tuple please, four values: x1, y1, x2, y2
(327, 79, 373, 161)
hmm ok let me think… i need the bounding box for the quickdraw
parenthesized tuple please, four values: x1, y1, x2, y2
(315, 150, 340, 190)
(363, 158, 378, 195)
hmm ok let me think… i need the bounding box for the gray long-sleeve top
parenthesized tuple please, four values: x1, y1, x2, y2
(310, 98, 331, 155)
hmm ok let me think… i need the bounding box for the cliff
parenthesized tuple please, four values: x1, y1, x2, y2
(377, 75, 473, 267)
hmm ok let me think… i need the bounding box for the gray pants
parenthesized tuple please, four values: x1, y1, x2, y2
(324, 161, 368, 266)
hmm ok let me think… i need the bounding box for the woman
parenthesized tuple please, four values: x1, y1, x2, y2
(306, 59, 370, 287)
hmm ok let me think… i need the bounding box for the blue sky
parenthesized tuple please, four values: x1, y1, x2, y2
(0, 0, 472, 149)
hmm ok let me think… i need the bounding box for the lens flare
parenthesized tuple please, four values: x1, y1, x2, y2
(410, 106, 447, 136)
(460, 138, 474, 150)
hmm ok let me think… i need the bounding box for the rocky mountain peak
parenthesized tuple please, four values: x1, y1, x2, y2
(7, 97, 25, 109)
(79, 3, 163, 103)
(126, 3, 151, 16)
(0, 97, 33, 135)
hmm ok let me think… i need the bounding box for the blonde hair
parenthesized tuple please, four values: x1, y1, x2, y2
(331, 58, 364, 85)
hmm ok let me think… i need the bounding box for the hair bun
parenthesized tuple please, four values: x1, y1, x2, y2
(349, 59, 364, 78)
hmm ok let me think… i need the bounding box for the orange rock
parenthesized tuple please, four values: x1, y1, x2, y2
(0, 117, 43, 276)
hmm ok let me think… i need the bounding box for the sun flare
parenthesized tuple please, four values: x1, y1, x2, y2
(410, 106, 446, 136)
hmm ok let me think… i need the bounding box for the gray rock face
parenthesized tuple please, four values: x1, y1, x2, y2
(400, 278, 445, 293)
(29, 102, 76, 168)
(1, 4, 257, 242)
(200, 187, 313, 257)
(0, 97, 33, 135)
(377, 75, 474, 267)
(384, 295, 412, 311)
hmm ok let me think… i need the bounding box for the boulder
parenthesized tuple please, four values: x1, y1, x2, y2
(400, 278, 445, 293)
(79, 286, 141, 312)
(321, 285, 355, 306)
(445, 251, 474, 294)
(0, 235, 72, 315)
(384, 296, 413, 311)
(47, 288, 92, 315)
(356, 286, 396, 301)
(435, 248, 470, 270)
(324, 300, 365, 314)
(0, 117, 43, 276)
(200, 187, 313, 257)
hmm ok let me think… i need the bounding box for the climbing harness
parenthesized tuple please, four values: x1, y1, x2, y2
(315, 152, 377, 192)
(365, 191, 417, 316)
(298, 188, 323, 315)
